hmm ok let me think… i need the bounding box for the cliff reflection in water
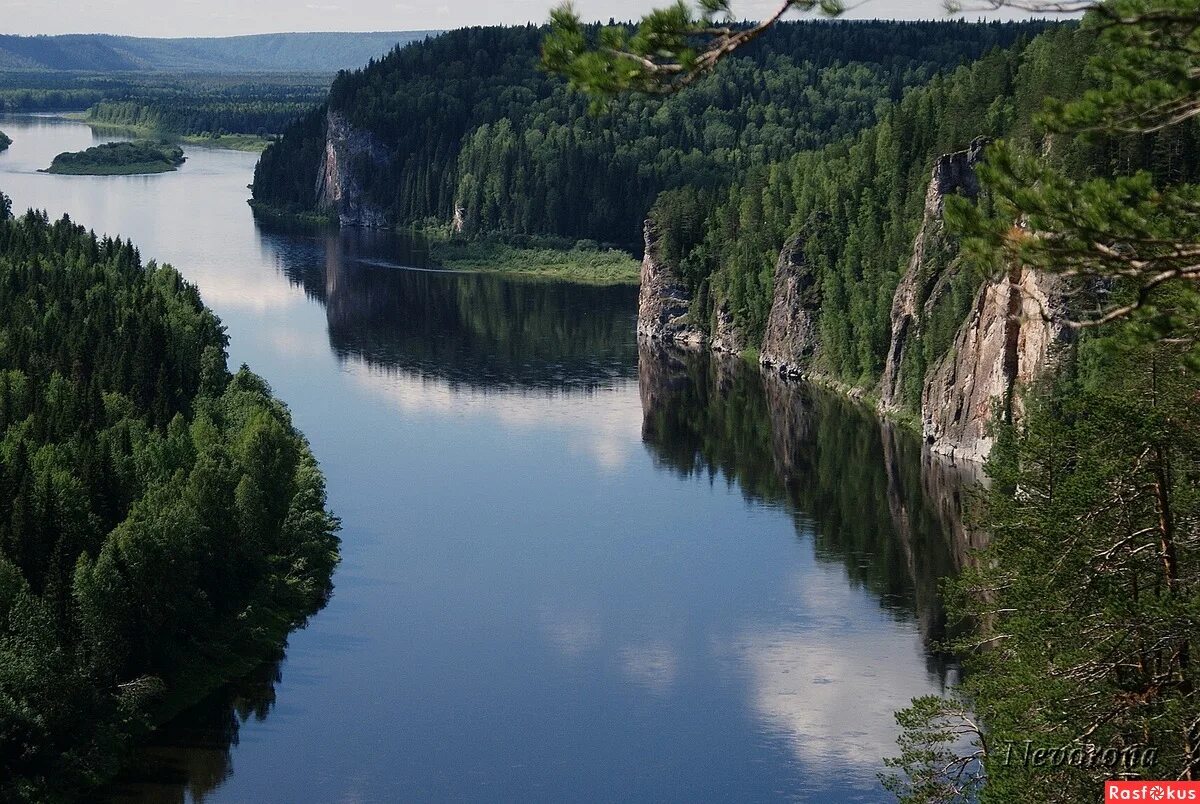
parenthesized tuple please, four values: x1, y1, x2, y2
(267, 226, 640, 391)
(638, 340, 983, 651)
(266, 223, 983, 647)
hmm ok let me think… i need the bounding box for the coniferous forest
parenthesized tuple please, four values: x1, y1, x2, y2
(251, 20, 1057, 248)
(0, 194, 339, 800)
(2, 2, 1199, 801)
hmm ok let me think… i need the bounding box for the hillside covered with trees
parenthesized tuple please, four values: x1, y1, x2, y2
(250, 19, 1058, 249)
(0, 193, 340, 800)
(0, 32, 437, 73)
(648, 26, 1107, 393)
(635, 19, 1198, 414)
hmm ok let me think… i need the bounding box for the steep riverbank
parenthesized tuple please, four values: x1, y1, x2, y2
(637, 139, 1073, 463)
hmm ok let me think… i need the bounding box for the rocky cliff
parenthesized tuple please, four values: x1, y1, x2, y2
(636, 220, 704, 346)
(315, 111, 391, 228)
(921, 265, 1069, 461)
(879, 137, 988, 413)
(636, 136, 1071, 464)
(759, 231, 821, 377)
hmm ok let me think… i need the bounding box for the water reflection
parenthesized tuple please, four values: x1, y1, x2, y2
(638, 342, 982, 795)
(260, 224, 640, 391)
(638, 340, 979, 648)
(106, 266, 982, 803)
(105, 655, 284, 804)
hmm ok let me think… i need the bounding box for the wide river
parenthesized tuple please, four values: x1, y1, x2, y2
(0, 115, 980, 803)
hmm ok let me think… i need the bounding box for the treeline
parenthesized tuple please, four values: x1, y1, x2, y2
(0, 88, 105, 113)
(251, 20, 1059, 248)
(0, 32, 435, 74)
(87, 99, 316, 138)
(0, 193, 339, 800)
(0, 71, 328, 137)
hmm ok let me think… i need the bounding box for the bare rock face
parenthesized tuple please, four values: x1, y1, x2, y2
(315, 110, 391, 228)
(636, 220, 704, 346)
(880, 137, 988, 413)
(710, 302, 746, 354)
(922, 266, 1069, 462)
(759, 231, 820, 377)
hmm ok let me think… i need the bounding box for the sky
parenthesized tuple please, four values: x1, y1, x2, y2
(5, 0, 1035, 39)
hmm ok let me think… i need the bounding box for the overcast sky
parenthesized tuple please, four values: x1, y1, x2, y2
(5, 0, 1035, 38)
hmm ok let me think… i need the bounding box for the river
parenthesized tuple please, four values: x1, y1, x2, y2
(0, 114, 980, 803)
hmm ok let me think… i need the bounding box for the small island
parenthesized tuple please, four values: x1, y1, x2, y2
(42, 140, 186, 175)
(0, 130, 10, 152)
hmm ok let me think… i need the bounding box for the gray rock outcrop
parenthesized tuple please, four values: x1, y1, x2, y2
(921, 265, 1070, 462)
(636, 220, 704, 346)
(879, 137, 988, 413)
(759, 231, 821, 377)
(315, 110, 391, 228)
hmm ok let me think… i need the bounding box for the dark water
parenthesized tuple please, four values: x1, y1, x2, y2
(0, 115, 981, 803)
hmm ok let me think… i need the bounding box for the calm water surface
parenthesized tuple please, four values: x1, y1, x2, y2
(0, 115, 979, 803)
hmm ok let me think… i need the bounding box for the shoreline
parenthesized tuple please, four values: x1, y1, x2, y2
(247, 204, 641, 286)
(62, 113, 273, 152)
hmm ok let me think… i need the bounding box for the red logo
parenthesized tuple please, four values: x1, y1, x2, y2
(1106, 782, 1200, 802)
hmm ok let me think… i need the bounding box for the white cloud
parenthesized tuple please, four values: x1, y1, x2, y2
(722, 571, 950, 782)
(540, 607, 602, 658)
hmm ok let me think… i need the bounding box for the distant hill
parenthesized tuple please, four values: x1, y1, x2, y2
(0, 31, 439, 73)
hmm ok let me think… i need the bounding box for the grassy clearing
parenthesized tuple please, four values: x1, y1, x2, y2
(428, 238, 640, 285)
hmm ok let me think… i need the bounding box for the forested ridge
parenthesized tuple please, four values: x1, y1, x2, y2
(653, 22, 1200, 400)
(0, 192, 339, 800)
(0, 32, 437, 74)
(250, 19, 1057, 248)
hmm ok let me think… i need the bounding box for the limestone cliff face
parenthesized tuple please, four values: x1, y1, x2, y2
(879, 137, 987, 413)
(759, 231, 821, 377)
(315, 111, 390, 228)
(921, 266, 1069, 462)
(636, 220, 704, 346)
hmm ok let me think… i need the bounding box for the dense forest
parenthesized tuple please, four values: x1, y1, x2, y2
(44, 141, 186, 175)
(0, 193, 339, 800)
(0, 72, 329, 140)
(652, 22, 1200, 402)
(251, 20, 1058, 248)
